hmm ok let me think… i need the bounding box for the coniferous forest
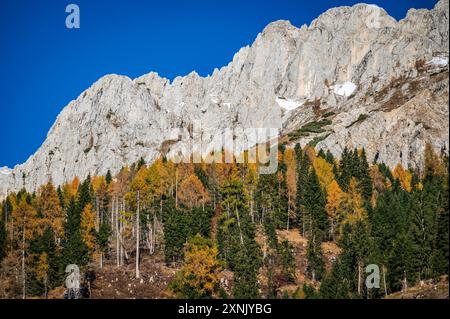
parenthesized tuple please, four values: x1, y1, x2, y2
(0, 143, 448, 299)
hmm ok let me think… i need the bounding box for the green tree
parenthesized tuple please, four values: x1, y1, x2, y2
(61, 198, 89, 269)
(278, 239, 296, 282)
(304, 169, 328, 240)
(306, 233, 324, 281)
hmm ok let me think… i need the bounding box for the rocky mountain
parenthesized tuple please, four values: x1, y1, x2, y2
(0, 0, 448, 198)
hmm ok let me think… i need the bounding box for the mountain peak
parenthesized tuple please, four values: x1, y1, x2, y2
(0, 1, 448, 199)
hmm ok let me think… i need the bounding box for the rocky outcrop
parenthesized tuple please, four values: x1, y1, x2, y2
(0, 0, 448, 197)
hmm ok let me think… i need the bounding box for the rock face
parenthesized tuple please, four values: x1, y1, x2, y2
(0, 0, 449, 197)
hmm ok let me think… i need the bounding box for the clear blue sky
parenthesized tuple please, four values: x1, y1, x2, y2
(0, 0, 438, 168)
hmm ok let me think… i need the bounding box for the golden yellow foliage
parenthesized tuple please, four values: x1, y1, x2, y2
(36, 252, 49, 284)
(34, 181, 64, 239)
(80, 203, 96, 252)
(13, 197, 39, 241)
(178, 174, 210, 209)
(339, 178, 366, 228)
(326, 180, 344, 219)
(392, 163, 412, 192)
(170, 236, 222, 298)
(326, 180, 344, 239)
(312, 156, 335, 189)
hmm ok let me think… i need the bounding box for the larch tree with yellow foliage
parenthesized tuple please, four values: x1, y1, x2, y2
(169, 235, 222, 298)
(80, 203, 96, 255)
(326, 180, 344, 241)
(34, 181, 64, 243)
(392, 163, 413, 193)
(338, 178, 366, 229)
(178, 174, 210, 210)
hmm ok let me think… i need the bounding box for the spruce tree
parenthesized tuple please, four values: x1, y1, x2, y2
(278, 239, 296, 282)
(61, 198, 89, 269)
(304, 169, 328, 240)
(163, 198, 188, 263)
(358, 148, 373, 205)
(29, 227, 61, 295)
(306, 233, 325, 282)
(219, 176, 262, 298)
(105, 170, 112, 185)
(295, 147, 311, 234)
(319, 259, 351, 299)
(338, 147, 352, 191)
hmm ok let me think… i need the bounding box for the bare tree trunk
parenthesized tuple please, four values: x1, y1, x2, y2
(175, 168, 178, 209)
(4, 201, 7, 239)
(382, 265, 388, 297)
(22, 220, 26, 300)
(115, 197, 119, 267)
(135, 191, 140, 279)
(287, 191, 290, 231)
(95, 195, 99, 232)
(44, 275, 48, 299)
(357, 261, 362, 296)
(235, 207, 244, 246)
(120, 199, 124, 266)
(153, 212, 157, 252)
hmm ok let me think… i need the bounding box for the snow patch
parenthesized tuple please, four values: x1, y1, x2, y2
(0, 167, 11, 175)
(332, 81, 357, 97)
(276, 97, 303, 111)
(426, 57, 448, 68)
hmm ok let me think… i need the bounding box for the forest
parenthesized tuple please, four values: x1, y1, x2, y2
(0, 143, 448, 299)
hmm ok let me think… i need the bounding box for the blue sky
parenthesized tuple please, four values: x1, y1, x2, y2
(0, 0, 438, 168)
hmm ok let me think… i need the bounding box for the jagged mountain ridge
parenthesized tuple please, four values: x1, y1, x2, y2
(0, 0, 448, 197)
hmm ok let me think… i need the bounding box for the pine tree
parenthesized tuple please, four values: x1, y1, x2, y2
(77, 175, 92, 214)
(105, 170, 112, 185)
(61, 198, 89, 269)
(325, 150, 335, 165)
(387, 230, 416, 292)
(29, 227, 60, 297)
(232, 246, 261, 299)
(319, 259, 351, 299)
(338, 147, 352, 191)
(295, 145, 311, 234)
(256, 172, 286, 228)
(278, 239, 296, 282)
(136, 157, 146, 171)
(306, 233, 324, 282)
(219, 176, 262, 298)
(163, 198, 188, 263)
(358, 148, 373, 205)
(304, 169, 328, 240)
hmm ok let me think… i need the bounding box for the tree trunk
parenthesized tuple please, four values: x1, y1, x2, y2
(136, 191, 140, 279)
(357, 261, 362, 296)
(22, 220, 26, 300)
(95, 195, 99, 232)
(287, 190, 290, 231)
(175, 169, 178, 209)
(115, 197, 119, 267)
(44, 275, 48, 299)
(235, 207, 244, 246)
